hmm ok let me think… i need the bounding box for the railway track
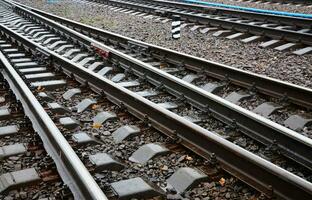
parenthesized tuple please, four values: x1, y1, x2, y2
(0, 32, 261, 200)
(19, 1, 312, 129)
(82, 0, 312, 55)
(0, 49, 74, 199)
(0, 0, 312, 199)
(0, 2, 268, 200)
(14, 0, 312, 165)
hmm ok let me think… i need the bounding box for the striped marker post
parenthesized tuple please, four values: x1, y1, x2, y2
(171, 15, 181, 40)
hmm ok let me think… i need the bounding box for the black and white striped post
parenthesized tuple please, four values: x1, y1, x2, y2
(171, 15, 181, 40)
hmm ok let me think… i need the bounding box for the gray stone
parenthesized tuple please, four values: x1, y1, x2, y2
(274, 43, 299, 51)
(77, 57, 96, 66)
(0, 44, 12, 48)
(117, 81, 140, 88)
(135, 90, 159, 97)
(2, 49, 18, 53)
(0, 168, 40, 193)
(284, 115, 312, 131)
(47, 41, 67, 49)
(199, 27, 218, 34)
(34, 34, 56, 42)
(92, 111, 117, 124)
(97, 67, 113, 76)
(259, 40, 282, 48)
(167, 167, 208, 193)
(293, 47, 312, 55)
(47, 102, 70, 114)
(24, 73, 56, 82)
(76, 99, 96, 113)
(63, 49, 81, 58)
(225, 91, 251, 104)
(241, 35, 263, 43)
(87, 62, 104, 71)
(59, 117, 79, 130)
(10, 58, 32, 63)
(33, 29, 49, 37)
(213, 30, 232, 37)
(260, 23, 278, 28)
(89, 153, 124, 171)
(19, 67, 48, 74)
(38, 92, 54, 101)
(71, 53, 89, 62)
(30, 80, 67, 90)
(0, 125, 18, 137)
(28, 29, 45, 35)
(0, 108, 10, 120)
(55, 45, 74, 53)
(72, 132, 96, 145)
(42, 37, 61, 45)
(182, 74, 199, 83)
(162, 67, 182, 73)
(112, 125, 140, 143)
(253, 102, 283, 118)
(7, 53, 25, 59)
(0, 144, 26, 159)
(111, 177, 164, 200)
(129, 143, 169, 164)
(111, 73, 126, 83)
(182, 116, 201, 123)
(201, 82, 225, 93)
(190, 25, 205, 31)
(14, 62, 38, 69)
(62, 88, 81, 100)
(226, 32, 245, 40)
(157, 102, 178, 110)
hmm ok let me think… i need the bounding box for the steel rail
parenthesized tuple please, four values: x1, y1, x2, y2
(0, 51, 108, 199)
(14, 2, 312, 108)
(91, 0, 312, 46)
(8, 0, 312, 171)
(0, 9, 312, 199)
(134, 0, 312, 27)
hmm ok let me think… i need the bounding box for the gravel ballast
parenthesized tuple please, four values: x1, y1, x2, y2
(15, 0, 312, 89)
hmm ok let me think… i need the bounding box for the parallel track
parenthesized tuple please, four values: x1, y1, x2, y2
(0, 41, 103, 199)
(0, 62, 74, 199)
(85, 0, 312, 55)
(15, 0, 312, 168)
(0, 34, 258, 199)
(0, 1, 312, 199)
(0, 3, 261, 200)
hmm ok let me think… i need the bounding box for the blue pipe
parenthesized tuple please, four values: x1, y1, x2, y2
(180, 0, 312, 19)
